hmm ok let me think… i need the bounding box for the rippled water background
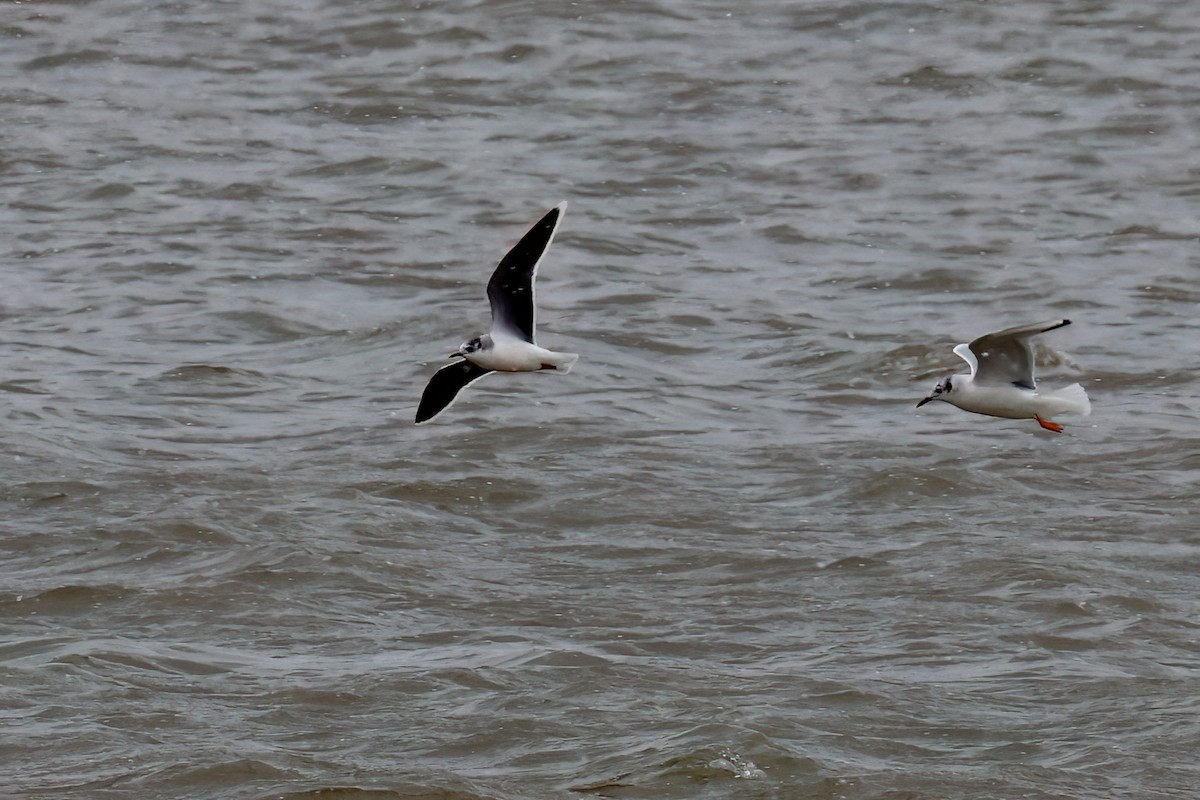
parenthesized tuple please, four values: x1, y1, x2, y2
(4, 1, 1199, 798)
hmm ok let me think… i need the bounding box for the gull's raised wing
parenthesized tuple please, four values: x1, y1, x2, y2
(968, 319, 1070, 389)
(486, 202, 566, 344)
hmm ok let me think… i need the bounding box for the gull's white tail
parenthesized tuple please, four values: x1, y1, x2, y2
(1045, 382, 1091, 417)
(545, 352, 579, 374)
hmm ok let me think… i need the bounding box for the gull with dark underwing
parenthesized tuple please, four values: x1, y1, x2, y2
(415, 202, 577, 424)
(917, 319, 1090, 432)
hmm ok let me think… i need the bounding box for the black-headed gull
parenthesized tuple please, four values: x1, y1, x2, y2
(917, 319, 1090, 432)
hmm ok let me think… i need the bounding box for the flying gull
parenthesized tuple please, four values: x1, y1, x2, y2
(916, 319, 1090, 432)
(415, 202, 577, 424)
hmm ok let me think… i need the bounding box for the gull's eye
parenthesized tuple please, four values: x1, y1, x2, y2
(945, 378, 953, 392)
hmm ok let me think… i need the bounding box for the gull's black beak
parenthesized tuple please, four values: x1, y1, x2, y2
(448, 351, 464, 360)
(916, 395, 933, 408)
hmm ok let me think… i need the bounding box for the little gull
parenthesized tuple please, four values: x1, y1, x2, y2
(415, 202, 578, 424)
(916, 319, 1090, 432)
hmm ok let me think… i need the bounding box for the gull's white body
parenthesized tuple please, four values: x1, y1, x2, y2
(466, 331, 578, 373)
(918, 319, 1090, 431)
(938, 368, 1091, 420)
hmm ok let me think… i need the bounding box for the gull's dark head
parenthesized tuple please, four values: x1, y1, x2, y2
(916, 376, 953, 408)
(453, 334, 492, 358)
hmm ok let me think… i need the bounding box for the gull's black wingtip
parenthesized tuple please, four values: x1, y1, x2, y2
(540, 201, 567, 228)
(414, 402, 438, 425)
(415, 401, 446, 425)
(1032, 319, 1072, 336)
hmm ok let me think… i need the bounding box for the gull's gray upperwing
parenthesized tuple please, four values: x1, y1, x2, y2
(415, 360, 493, 424)
(968, 319, 1070, 389)
(486, 202, 565, 344)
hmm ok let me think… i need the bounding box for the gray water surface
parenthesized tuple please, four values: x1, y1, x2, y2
(3, 1, 1199, 798)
